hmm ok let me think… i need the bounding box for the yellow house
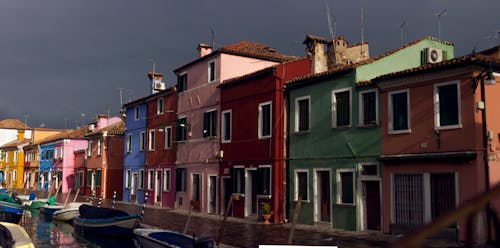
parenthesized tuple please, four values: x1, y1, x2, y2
(0, 130, 30, 189)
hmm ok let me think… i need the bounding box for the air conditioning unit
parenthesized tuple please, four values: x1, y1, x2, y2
(153, 81, 166, 91)
(422, 48, 443, 64)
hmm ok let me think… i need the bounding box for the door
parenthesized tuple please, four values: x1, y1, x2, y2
(131, 173, 138, 202)
(363, 181, 381, 230)
(221, 177, 232, 215)
(191, 174, 200, 210)
(208, 175, 217, 214)
(244, 169, 257, 217)
(155, 170, 162, 205)
(316, 170, 331, 222)
(91, 172, 96, 193)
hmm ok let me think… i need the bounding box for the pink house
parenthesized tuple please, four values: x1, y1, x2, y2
(173, 42, 295, 213)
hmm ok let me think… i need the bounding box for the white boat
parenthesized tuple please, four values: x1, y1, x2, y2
(134, 228, 215, 248)
(53, 202, 88, 221)
(0, 221, 35, 248)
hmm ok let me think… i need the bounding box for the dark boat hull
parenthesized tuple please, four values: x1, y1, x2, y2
(73, 215, 140, 235)
(134, 228, 215, 248)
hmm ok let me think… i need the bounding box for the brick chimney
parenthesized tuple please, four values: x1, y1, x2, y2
(197, 43, 212, 58)
(303, 35, 328, 74)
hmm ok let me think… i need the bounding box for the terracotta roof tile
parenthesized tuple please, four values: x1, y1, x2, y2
(218, 67, 275, 88)
(85, 121, 125, 136)
(0, 139, 30, 149)
(35, 127, 88, 145)
(0, 119, 30, 130)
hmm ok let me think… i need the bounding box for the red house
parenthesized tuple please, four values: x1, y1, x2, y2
(145, 73, 177, 208)
(374, 48, 500, 244)
(218, 58, 311, 223)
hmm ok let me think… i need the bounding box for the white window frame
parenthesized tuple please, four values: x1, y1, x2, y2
(388, 89, 411, 134)
(294, 169, 309, 202)
(134, 106, 140, 120)
(140, 131, 146, 151)
(295, 96, 311, 133)
(203, 109, 217, 138)
(12, 170, 17, 181)
(126, 134, 132, 153)
(163, 168, 171, 192)
(258, 101, 272, 139)
(358, 162, 380, 179)
(178, 72, 187, 93)
(434, 80, 462, 130)
(148, 130, 155, 151)
(125, 169, 131, 189)
(148, 169, 154, 190)
(164, 126, 172, 149)
(208, 60, 216, 83)
(358, 89, 379, 126)
(139, 169, 145, 189)
(87, 141, 92, 157)
(157, 98, 164, 115)
(258, 165, 272, 196)
(331, 87, 352, 128)
(221, 110, 232, 143)
(13, 151, 18, 163)
(97, 139, 102, 156)
(336, 168, 356, 206)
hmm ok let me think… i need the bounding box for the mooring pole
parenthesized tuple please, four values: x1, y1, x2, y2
(112, 191, 117, 209)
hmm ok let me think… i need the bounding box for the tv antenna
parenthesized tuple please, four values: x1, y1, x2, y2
(400, 18, 407, 46)
(326, 1, 336, 40)
(81, 113, 85, 128)
(23, 114, 29, 131)
(360, 0, 365, 58)
(210, 25, 216, 47)
(485, 30, 500, 48)
(436, 9, 447, 40)
(64, 117, 68, 129)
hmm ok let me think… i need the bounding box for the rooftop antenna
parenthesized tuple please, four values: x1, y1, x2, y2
(210, 25, 215, 48)
(23, 114, 29, 131)
(81, 113, 85, 128)
(400, 18, 407, 46)
(39, 121, 45, 128)
(117, 88, 125, 107)
(326, 1, 336, 64)
(64, 117, 68, 129)
(436, 9, 447, 40)
(359, 0, 365, 58)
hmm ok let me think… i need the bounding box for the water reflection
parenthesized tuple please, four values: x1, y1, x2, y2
(22, 209, 138, 247)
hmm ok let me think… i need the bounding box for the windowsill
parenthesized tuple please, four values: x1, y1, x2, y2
(203, 136, 217, 139)
(388, 129, 411, 135)
(257, 195, 272, 199)
(336, 203, 355, 207)
(435, 124, 462, 131)
(358, 123, 379, 128)
(258, 136, 272, 140)
(294, 130, 310, 135)
(164, 147, 172, 150)
(294, 199, 310, 203)
(232, 193, 245, 197)
(332, 125, 351, 130)
(221, 140, 231, 144)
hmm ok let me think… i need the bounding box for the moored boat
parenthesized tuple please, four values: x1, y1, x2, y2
(73, 205, 140, 235)
(134, 228, 215, 248)
(0, 194, 24, 224)
(0, 221, 35, 248)
(39, 205, 64, 216)
(53, 202, 88, 222)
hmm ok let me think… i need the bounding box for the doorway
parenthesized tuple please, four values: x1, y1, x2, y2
(191, 173, 201, 211)
(221, 177, 232, 215)
(245, 169, 257, 217)
(131, 173, 138, 202)
(155, 170, 162, 205)
(362, 180, 381, 230)
(315, 170, 331, 223)
(208, 175, 217, 214)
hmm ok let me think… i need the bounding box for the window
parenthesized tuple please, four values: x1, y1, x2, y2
(175, 168, 187, 192)
(87, 141, 92, 157)
(233, 167, 245, 194)
(359, 89, 378, 126)
(0, 151, 3, 161)
(157, 98, 164, 115)
(134, 106, 140, 120)
(332, 88, 352, 128)
(13, 151, 18, 163)
(12, 170, 17, 181)
(177, 73, 187, 93)
(257, 166, 271, 195)
(176, 117, 188, 141)
(164, 126, 172, 149)
(126, 134, 132, 153)
(359, 163, 379, 177)
(140, 131, 146, 151)
(389, 89, 410, 133)
(434, 81, 461, 129)
(208, 61, 216, 82)
(97, 139, 102, 156)
(148, 130, 155, 151)
(86, 170, 92, 186)
(221, 110, 232, 143)
(125, 170, 131, 188)
(295, 96, 310, 132)
(96, 169, 101, 187)
(148, 169, 154, 190)
(294, 170, 309, 201)
(203, 110, 217, 138)
(337, 169, 355, 205)
(258, 101, 272, 139)
(163, 169, 171, 192)
(139, 169, 145, 189)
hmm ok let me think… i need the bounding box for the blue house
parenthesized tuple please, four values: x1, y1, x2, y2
(122, 98, 148, 203)
(39, 143, 55, 191)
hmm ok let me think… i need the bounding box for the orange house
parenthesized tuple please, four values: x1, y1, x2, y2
(374, 48, 500, 244)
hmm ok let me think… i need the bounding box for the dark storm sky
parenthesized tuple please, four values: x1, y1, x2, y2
(0, 0, 499, 129)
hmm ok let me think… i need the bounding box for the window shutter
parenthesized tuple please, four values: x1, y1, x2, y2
(175, 168, 182, 191)
(211, 111, 217, 137)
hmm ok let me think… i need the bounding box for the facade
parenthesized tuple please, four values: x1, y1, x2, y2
(144, 75, 177, 208)
(123, 97, 148, 203)
(173, 41, 295, 213)
(0, 130, 29, 188)
(85, 118, 125, 200)
(218, 58, 311, 223)
(0, 119, 32, 147)
(38, 142, 55, 191)
(373, 50, 500, 243)
(285, 36, 454, 231)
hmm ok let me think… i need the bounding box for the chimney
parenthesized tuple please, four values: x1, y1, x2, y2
(17, 130, 25, 140)
(197, 43, 213, 58)
(303, 35, 328, 74)
(148, 72, 165, 94)
(327, 40, 336, 69)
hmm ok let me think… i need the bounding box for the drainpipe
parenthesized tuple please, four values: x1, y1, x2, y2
(479, 76, 492, 243)
(284, 84, 291, 222)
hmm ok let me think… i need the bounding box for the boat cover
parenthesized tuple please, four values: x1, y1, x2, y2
(79, 205, 130, 219)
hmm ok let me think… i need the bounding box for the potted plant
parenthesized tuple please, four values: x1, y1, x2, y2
(261, 202, 273, 224)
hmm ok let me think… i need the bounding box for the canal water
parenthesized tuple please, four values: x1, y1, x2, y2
(21, 209, 140, 247)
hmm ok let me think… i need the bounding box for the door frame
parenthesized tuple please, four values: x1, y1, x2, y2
(131, 172, 138, 202)
(207, 174, 217, 214)
(154, 169, 162, 205)
(358, 162, 382, 231)
(313, 168, 332, 223)
(244, 168, 257, 217)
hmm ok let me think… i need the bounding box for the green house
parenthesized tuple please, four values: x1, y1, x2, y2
(285, 36, 454, 231)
